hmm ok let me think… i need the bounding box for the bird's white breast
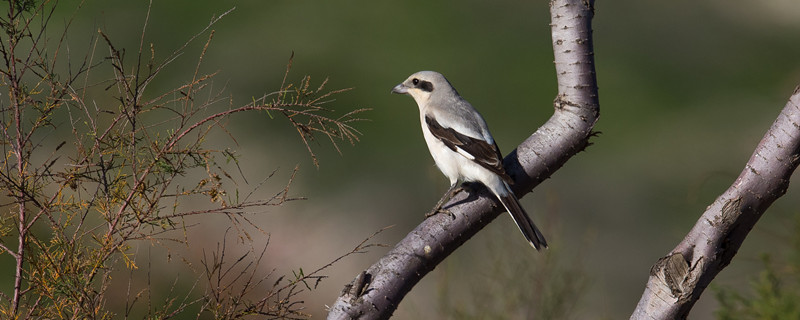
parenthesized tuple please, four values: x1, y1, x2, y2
(419, 113, 501, 189)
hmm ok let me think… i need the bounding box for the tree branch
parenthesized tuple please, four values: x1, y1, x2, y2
(631, 86, 800, 319)
(326, 0, 598, 318)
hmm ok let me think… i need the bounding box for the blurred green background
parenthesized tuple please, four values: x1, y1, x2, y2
(17, 0, 800, 318)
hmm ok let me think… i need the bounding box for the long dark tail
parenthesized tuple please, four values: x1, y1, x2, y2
(496, 184, 548, 250)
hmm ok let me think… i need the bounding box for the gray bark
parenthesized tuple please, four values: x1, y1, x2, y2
(326, 0, 599, 319)
(631, 86, 800, 319)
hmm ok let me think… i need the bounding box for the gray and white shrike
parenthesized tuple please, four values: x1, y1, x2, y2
(391, 71, 547, 250)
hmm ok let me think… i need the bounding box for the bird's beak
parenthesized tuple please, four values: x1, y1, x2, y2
(391, 83, 408, 94)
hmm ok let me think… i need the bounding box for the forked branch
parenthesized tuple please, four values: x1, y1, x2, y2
(326, 0, 599, 318)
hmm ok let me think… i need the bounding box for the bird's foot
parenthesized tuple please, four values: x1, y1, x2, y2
(425, 185, 465, 218)
(425, 206, 456, 219)
(425, 207, 444, 218)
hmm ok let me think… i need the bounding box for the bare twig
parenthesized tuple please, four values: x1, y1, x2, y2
(199, 227, 388, 318)
(0, 2, 367, 318)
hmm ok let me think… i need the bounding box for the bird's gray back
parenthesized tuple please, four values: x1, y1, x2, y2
(427, 93, 494, 144)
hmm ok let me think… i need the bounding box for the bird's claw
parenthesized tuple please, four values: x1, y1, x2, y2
(425, 208, 439, 218)
(426, 185, 464, 218)
(425, 206, 455, 219)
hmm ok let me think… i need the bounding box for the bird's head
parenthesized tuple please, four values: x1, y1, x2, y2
(391, 71, 456, 106)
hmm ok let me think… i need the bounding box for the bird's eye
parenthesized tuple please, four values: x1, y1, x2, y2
(412, 78, 419, 86)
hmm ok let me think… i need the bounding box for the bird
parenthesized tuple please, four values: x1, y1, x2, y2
(391, 71, 547, 250)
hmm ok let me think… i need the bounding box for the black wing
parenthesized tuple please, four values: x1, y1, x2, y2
(425, 115, 513, 184)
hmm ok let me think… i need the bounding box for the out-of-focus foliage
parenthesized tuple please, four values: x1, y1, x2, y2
(0, 1, 367, 318)
(715, 256, 800, 320)
(714, 215, 800, 320)
(436, 223, 590, 320)
(1, 0, 799, 319)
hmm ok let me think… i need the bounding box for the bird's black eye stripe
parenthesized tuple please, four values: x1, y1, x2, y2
(419, 80, 433, 92)
(409, 77, 432, 92)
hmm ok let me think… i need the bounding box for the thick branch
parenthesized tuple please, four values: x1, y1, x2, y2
(631, 86, 800, 319)
(326, 1, 598, 319)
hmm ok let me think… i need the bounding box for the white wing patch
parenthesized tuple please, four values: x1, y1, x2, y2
(455, 146, 476, 160)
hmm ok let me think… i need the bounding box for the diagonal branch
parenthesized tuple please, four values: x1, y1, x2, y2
(631, 86, 800, 319)
(326, 0, 599, 319)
